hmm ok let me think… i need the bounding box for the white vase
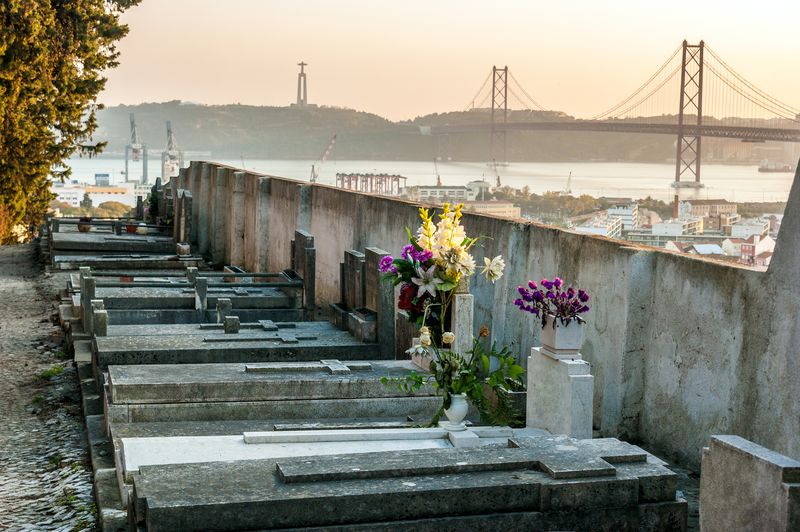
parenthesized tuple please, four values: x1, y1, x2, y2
(443, 393, 469, 431)
(540, 314, 585, 357)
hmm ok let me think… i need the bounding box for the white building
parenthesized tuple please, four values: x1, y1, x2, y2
(608, 202, 640, 231)
(574, 214, 622, 239)
(462, 201, 521, 218)
(652, 218, 704, 237)
(729, 219, 769, 239)
(50, 182, 85, 207)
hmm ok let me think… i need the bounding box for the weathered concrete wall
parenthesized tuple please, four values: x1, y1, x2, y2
(186, 160, 800, 469)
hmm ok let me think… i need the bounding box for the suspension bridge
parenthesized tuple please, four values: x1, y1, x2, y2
(423, 40, 800, 188)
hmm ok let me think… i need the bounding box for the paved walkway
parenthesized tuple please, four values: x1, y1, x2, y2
(0, 244, 94, 531)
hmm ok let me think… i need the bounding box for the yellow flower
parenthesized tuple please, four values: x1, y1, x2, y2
(442, 331, 455, 345)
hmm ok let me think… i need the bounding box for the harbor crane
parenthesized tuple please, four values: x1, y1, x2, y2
(124, 113, 148, 184)
(161, 120, 184, 180)
(559, 171, 573, 196)
(310, 134, 337, 183)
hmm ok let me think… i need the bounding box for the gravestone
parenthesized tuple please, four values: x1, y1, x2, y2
(527, 346, 593, 439)
(216, 298, 232, 323)
(223, 316, 240, 334)
(291, 230, 316, 319)
(125, 434, 686, 531)
(364, 247, 395, 358)
(92, 321, 383, 368)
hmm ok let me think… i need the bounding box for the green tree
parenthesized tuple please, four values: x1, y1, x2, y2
(0, 0, 139, 243)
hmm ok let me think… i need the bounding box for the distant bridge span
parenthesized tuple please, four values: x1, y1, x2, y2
(422, 121, 800, 144)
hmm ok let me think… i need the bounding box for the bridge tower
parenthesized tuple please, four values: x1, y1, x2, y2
(297, 61, 308, 107)
(673, 40, 705, 189)
(490, 66, 508, 164)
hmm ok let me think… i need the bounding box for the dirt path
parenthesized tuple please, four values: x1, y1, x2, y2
(0, 243, 95, 531)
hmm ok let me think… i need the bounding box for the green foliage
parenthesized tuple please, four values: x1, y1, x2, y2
(38, 364, 64, 381)
(381, 338, 525, 427)
(0, 0, 139, 243)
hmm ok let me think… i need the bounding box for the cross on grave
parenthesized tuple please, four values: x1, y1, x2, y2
(273, 435, 648, 484)
(202, 332, 318, 344)
(245, 359, 373, 375)
(258, 320, 278, 331)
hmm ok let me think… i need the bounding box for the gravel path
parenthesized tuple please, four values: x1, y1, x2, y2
(0, 244, 95, 531)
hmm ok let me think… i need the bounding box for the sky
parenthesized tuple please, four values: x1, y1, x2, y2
(100, 0, 800, 121)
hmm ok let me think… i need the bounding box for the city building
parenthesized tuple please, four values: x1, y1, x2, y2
(740, 234, 775, 266)
(462, 200, 521, 218)
(652, 218, 704, 237)
(626, 217, 705, 248)
(727, 218, 770, 239)
(574, 214, 623, 239)
(403, 185, 475, 202)
(679, 199, 737, 218)
(607, 202, 640, 231)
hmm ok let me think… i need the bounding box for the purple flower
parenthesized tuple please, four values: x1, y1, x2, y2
(541, 278, 553, 290)
(553, 277, 563, 288)
(527, 280, 538, 290)
(532, 290, 544, 302)
(411, 248, 433, 263)
(566, 287, 576, 298)
(578, 289, 589, 303)
(379, 255, 397, 274)
(401, 245, 415, 261)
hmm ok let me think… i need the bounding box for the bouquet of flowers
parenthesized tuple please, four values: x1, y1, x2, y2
(379, 202, 505, 344)
(514, 277, 591, 328)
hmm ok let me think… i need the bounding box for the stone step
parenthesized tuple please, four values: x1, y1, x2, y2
(51, 232, 175, 253)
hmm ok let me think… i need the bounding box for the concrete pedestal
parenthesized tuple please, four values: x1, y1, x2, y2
(527, 347, 593, 439)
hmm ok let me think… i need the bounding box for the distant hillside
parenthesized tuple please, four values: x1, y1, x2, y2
(93, 101, 679, 162)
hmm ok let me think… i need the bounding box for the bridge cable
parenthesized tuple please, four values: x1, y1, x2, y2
(507, 71, 547, 110)
(705, 46, 799, 118)
(591, 44, 682, 120)
(463, 71, 492, 111)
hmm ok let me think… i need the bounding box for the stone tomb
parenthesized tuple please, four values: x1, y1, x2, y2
(126, 435, 687, 531)
(103, 359, 441, 425)
(92, 320, 382, 368)
(50, 231, 175, 254)
(51, 252, 203, 271)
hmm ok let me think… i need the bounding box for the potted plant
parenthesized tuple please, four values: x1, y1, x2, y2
(77, 216, 92, 233)
(125, 219, 138, 233)
(379, 202, 505, 345)
(514, 277, 591, 356)
(382, 328, 525, 430)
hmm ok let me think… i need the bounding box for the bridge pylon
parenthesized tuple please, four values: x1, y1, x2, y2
(673, 40, 705, 189)
(490, 66, 508, 164)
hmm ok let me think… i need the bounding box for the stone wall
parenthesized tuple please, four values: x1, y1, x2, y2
(182, 160, 800, 469)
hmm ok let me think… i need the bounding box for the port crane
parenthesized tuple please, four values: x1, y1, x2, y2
(310, 134, 337, 183)
(559, 171, 573, 196)
(124, 113, 148, 184)
(161, 120, 184, 180)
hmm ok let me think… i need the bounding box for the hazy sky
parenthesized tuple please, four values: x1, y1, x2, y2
(101, 0, 800, 121)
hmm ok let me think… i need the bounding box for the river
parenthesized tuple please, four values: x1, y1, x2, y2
(60, 158, 796, 203)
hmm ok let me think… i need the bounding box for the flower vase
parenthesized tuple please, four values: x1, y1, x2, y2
(443, 393, 469, 431)
(540, 314, 585, 358)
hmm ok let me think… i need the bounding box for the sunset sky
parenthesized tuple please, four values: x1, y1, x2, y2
(100, 0, 800, 121)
